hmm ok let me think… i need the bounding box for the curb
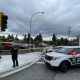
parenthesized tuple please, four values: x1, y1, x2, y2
(0, 53, 42, 78)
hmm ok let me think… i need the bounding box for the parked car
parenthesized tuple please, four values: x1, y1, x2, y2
(44, 46, 80, 73)
(0, 42, 14, 50)
(0, 42, 26, 50)
(17, 44, 26, 49)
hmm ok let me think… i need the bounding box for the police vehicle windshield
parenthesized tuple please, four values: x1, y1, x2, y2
(55, 48, 73, 55)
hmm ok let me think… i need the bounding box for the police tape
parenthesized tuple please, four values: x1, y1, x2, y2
(0, 48, 43, 52)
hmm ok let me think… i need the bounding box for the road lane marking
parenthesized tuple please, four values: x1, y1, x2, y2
(36, 62, 45, 64)
(42, 55, 45, 57)
(42, 55, 45, 58)
(42, 57, 44, 59)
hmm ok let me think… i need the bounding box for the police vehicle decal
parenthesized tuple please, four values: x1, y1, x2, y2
(69, 57, 80, 64)
(69, 57, 77, 64)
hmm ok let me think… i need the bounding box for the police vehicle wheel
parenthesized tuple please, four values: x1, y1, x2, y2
(60, 62, 68, 73)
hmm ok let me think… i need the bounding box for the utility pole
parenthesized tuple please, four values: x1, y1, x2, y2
(68, 26, 71, 46)
(79, 37, 80, 46)
(77, 35, 80, 45)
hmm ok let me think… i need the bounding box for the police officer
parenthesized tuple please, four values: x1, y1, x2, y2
(11, 45, 18, 67)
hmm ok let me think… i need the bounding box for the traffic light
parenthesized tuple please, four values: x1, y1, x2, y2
(0, 12, 8, 31)
(1, 15, 8, 31)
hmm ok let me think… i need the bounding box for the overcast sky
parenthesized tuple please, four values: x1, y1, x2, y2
(0, 0, 80, 37)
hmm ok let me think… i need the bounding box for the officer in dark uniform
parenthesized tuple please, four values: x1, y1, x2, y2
(11, 45, 18, 67)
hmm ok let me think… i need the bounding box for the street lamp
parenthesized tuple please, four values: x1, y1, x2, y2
(29, 12, 45, 49)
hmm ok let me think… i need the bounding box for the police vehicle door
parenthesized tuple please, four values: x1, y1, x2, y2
(76, 48, 80, 64)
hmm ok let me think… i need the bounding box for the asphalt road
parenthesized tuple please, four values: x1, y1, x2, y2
(1, 54, 80, 80)
(0, 57, 57, 80)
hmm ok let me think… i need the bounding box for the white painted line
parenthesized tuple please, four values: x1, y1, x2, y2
(36, 62, 45, 64)
(42, 55, 45, 57)
(42, 55, 45, 58)
(42, 57, 44, 58)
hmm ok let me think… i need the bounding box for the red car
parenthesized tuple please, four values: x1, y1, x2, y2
(0, 42, 13, 50)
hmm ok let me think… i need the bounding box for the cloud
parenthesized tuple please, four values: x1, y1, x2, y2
(0, 0, 80, 37)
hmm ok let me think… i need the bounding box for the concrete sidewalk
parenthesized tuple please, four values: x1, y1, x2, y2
(0, 52, 42, 78)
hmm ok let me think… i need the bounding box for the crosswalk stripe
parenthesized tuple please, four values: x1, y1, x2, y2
(42, 55, 45, 58)
(36, 62, 45, 64)
(42, 55, 45, 57)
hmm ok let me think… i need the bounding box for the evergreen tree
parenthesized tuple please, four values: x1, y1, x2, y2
(34, 35, 38, 45)
(27, 33, 33, 44)
(2, 35, 6, 41)
(11, 34, 14, 41)
(7, 34, 12, 41)
(60, 37, 64, 45)
(52, 34, 57, 46)
(64, 38, 68, 45)
(15, 35, 19, 43)
(23, 34, 27, 43)
(34, 33, 43, 46)
(57, 39, 61, 45)
(38, 33, 43, 42)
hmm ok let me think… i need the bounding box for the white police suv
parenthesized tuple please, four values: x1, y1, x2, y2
(44, 46, 80, 72)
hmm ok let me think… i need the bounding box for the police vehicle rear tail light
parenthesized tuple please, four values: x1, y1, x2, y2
(71, 50, 77, 56)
